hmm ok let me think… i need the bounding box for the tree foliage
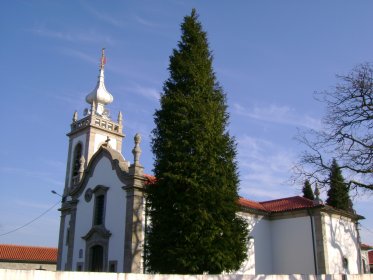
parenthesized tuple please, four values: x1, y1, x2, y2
(296, 63, 373, 192)
(145, 9, 248, 274)
(326, 159, 351, 211)
(302, 180, 314, 200)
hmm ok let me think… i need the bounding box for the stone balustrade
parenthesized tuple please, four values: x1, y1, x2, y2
(71, 116, 120, 133)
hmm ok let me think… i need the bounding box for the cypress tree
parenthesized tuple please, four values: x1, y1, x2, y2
(146, 9, 248, 274)
(326, 159, 350, 211)
(302, 180, 314, 200)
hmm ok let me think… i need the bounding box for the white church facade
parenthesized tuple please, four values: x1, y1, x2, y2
(57, 50, 364, 275)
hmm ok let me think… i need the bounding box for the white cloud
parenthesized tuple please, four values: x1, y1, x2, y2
(31, 26, 115, 45)
(82, 3, 127, 29)
(0, 167, 64, 187)
(237, 135, 297, 201)
(122, 84, 160, 101)
(134, 15, 160, 28)
(60, 48, 98, 65)
(233, 103, 321, 130)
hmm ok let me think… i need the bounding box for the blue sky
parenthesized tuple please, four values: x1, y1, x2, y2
(1, 0, 372, 247)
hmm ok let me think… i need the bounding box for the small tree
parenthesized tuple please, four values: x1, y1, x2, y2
(326, 159, 350, 211)
(302, 180, 314, 200)
(146, 9, 248, 274)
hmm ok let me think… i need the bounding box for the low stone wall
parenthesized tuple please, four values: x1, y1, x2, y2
(0, 262, 56, 271)
(0, 269, 372, 280)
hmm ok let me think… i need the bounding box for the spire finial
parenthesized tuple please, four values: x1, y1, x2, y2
(100, 48, 106, 70)
(132, 133, 142, 166)
(85, 49, 113, 116)
(313, 183, 323, 205)
(73, 111, 78, 122)
(118, 111, 123, 125)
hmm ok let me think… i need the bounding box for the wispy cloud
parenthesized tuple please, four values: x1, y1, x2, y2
(134, 15, 160, 28)
(122, 84, 160, 101)
(81, 2, 127, 29)
(31, 26, 115, 45)
(237, 135, 297, 201)
(233, 103, 321, 130)
(0, 167, 64, 187)
(60, 48, 98, 65)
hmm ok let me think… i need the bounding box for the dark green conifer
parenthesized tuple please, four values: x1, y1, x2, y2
(326, 159, 350, 211)
(146, 9, 248, 274)
(302, 180, 314, 200)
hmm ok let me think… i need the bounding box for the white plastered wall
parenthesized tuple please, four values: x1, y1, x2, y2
(236, 212, 264, 274)
(252, 218, 272, 274)
(72, 156, 126, 271)
(270, 216, 315, 274)
(94, 134, 117, 153)
(323, 213, 359, 274)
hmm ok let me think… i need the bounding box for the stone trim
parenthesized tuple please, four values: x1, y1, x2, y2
(82, 225, 112, 241)
(56, 211, 67, 270)
(314, 210, 327, 274)
(83, 225, 111, 272)
(63, 138, 73, 195)
(123, 185, 145, 273)
(87, 129, 96, 167)
(70, 146, 137, 198)
(67, 114, 124, 138)
(65, 199, 78, 271)
(320, 206, 364, 221)
(268, 208, 317, 220)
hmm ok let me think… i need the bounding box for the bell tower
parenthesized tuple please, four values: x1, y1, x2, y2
(63, 49, 125, 195)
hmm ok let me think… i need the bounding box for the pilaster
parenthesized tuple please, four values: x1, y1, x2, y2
(123, 162, 145, 273)
(56, 211, 67, 270)
(314, 210, 328, 274)
(65, 199, 78, 271)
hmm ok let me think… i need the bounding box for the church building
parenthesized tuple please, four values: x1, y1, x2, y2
(57, 50, 364, 275)
(57, 49, 146, 273)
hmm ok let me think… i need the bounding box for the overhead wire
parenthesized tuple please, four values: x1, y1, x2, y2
(0, 200, 61, 237)
(360, 224, 373, 235)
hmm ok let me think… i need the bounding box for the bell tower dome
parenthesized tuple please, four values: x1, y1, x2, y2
(63, 49, 125, 194)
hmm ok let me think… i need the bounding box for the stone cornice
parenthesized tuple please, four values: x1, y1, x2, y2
(69, 145, 146, 198)
(82, 225, 112, 240)
(320, 205, 364, 221)
(67, 115, 124, 138)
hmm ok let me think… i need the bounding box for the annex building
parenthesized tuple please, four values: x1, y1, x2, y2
(57, 50, 365, 275)
(0, 244, 57, 271)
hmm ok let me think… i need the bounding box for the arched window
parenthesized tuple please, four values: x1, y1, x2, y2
(72, 143, 82, 177)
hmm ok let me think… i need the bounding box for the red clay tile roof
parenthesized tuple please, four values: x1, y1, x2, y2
(0, 244, 57, 263)
(238, 196, 318, 213)
(361, 243, 373, 250)
(260, 196, 317, 213)
(369, 251, 373, 265)
(144, 174, 156, 185)
(238, 197, 266, 211)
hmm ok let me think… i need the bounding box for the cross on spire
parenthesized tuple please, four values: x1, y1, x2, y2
(104, 136, 111, 146)
(100, 48, 106, 70)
